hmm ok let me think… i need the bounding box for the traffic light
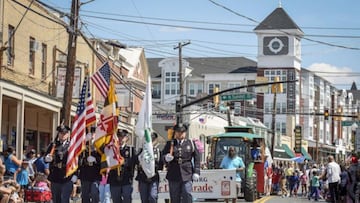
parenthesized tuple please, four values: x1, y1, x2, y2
(213, 87, 219, 106)
(324, 109, 329, 120)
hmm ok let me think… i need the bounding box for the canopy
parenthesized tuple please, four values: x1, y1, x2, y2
(291, 156, 305, 163)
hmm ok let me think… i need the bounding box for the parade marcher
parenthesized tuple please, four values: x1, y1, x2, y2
(45, 124, 76, 203)
(162, 123, 201, 203)
(78, 127, 101, 203)
(220, 146, 245, 203)
(135, 132, 163, 203)
(108, 129, 136, 203)
(325, 155, 341, 203)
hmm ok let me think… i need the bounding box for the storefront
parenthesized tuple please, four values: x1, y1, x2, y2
(1, 80, 62, 159)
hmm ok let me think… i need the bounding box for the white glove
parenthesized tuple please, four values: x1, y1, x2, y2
(165, 154, 174, 162)
(192, 173, 200, 181)
(85, 133, 93, 141)
(71, 175, 78, 183)
(45, 154, 53, 162)
(87, 155, 96, 163)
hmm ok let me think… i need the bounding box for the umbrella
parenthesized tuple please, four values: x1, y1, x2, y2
(291, 156, 305, 163)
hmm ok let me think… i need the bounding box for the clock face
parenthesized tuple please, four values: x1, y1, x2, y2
(263, 36, 289, 55)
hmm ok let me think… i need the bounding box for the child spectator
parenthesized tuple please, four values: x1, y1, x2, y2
(309, 170, 320, 201)
(300, 170, 308, 196)
(272, 168, 281, 195)
(14, 159, 30, 199)
(32, 173, 50, 191)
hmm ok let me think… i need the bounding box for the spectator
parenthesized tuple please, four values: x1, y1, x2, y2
(3, 147, 21, 179)
(33, 149, 50, 176)
(264, 163, 273, 196)
(325, 155, 341, 202)
(300, 170, 308, 197)
(272, 167, 281, 195)
(14, 159, 30, 190)
(308, 170, 320, 201)
(339, 165, 349, 203)
(280, 175, 288, 198)
(26, 149, 36, 181)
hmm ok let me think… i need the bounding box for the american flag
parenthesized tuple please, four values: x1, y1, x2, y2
(91, 62, 111, 98)
(66, 76, 96, 177)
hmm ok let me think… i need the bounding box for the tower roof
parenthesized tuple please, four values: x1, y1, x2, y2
(350, 81, 358, 90)
(254, 7, 303, 32)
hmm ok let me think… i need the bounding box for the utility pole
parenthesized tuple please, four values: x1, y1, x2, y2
(270, 76, 282, 159)
(174, 41, 190, 125)
(61, 0, 80, 125)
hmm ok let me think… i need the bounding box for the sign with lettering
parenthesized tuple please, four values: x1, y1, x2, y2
(220, 93, 253, 101)
(132, 169, 237, 199)
(56, 67, 81, 98)
(294, 125, 302, 153)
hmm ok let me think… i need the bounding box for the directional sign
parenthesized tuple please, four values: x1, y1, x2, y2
(341, 121, 360, 126)
(220, 93, 253, 101)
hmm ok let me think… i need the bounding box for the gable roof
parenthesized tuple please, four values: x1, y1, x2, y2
(254, 7, 302, 32)
(147, 57, 257, 78)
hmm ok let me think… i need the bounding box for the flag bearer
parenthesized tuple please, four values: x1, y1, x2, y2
(162, 123, 201, 203)
(108, 129, 136, 203)
(79, 127, 102, 203)
(136, 132, 163, 203)
(45, 125, 77, 203)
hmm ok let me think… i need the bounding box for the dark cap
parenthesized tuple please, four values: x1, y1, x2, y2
(117, 129, 129, 137)
(57, 125, 71, 133)
(173, 123, 188, 132)
(151, 132, 159, 139)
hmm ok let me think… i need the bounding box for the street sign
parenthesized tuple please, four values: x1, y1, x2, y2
(220, 93, 253, 101)
(341, 121, 360, 126)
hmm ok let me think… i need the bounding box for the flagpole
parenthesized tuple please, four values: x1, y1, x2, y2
(86, 74, 92, 158)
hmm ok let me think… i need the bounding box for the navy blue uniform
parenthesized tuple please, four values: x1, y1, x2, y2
(162, 139, 200, 203)
(46, 139, 73, 203)
(78, 147, 101, 203)
(135, 145, 163, 203)
(108, 145, 136, 203)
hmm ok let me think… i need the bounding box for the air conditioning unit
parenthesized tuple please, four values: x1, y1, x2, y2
(30, 40, 39, 51)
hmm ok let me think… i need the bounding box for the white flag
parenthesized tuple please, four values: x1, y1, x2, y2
(135, 75, 155, 178)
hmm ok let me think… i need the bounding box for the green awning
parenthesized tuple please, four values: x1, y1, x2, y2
(282, 144, 295, 158)
(274, 148, 292, 159)
(301, 147, 312, 160)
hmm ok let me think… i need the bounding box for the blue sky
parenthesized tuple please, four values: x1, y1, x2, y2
(45, 0, 360, 89)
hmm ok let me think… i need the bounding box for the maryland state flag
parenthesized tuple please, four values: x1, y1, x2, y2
(93, 79, 123, 173)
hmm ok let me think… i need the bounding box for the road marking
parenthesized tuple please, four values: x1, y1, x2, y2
(253, 196, 274, 203)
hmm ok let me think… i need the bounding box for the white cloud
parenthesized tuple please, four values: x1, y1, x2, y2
(159, 26, 191, 32)
(307, 63, 359, 89)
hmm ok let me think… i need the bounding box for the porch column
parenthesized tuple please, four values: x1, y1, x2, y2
(16, 94, 25, 159)
(52, 111, 60, 141)
(0, 86, 2, 152)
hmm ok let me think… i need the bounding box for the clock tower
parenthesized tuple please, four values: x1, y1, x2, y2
(254, 7, 303, 69)
(254, 6, 304, 151)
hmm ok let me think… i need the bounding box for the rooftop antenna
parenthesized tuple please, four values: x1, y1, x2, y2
(278, 0, 282, 8)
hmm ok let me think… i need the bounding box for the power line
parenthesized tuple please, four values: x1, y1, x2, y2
(207, 0, 360, 50)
